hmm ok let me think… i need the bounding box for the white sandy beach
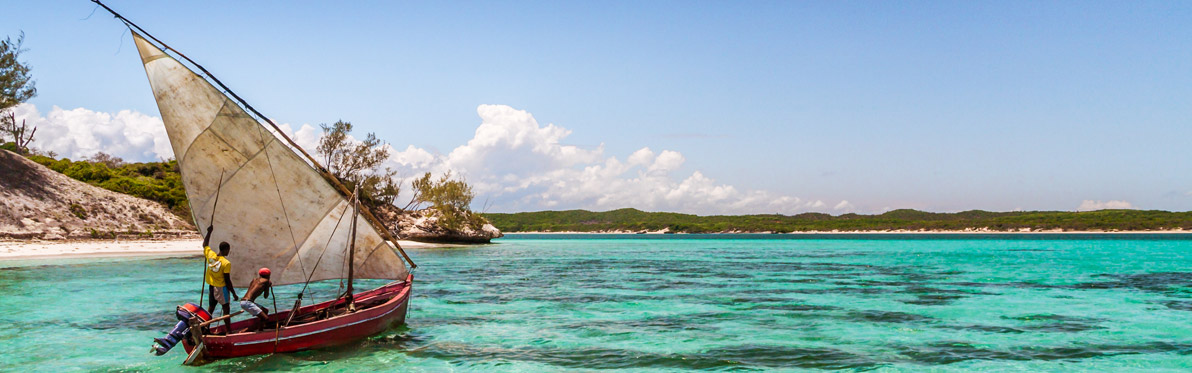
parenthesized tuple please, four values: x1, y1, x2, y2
(0, 238, 455, 260)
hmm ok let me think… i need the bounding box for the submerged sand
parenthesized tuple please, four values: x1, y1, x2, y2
(0, 238, 456, 260)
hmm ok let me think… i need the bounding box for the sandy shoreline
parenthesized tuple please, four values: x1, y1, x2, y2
(0, 238, 461, 261)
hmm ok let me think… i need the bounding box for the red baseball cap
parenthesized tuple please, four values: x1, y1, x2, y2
(258, 268, 271, 277)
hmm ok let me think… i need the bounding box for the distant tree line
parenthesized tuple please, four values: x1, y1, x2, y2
(483, 208, 1192, 233)
(17, 149, 1192, 234)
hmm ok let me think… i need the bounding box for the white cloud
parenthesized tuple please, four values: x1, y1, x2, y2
(382, 104, 826, 215)
(388, 144, 437, 169)
(12, 103, 330, 164)
(1076, 200, 1135, 211)
(14, 103, 842, 215)
(649, 150, 685, 173)
(834, 200, 855, 211)
(13, 103, 171, 161)
(627, 147, 655, 167)
(443, 105, 604, 174)
(273, 122, 321, 152)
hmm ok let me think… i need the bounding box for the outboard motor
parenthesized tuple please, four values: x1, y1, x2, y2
(152, 303, 211, 355)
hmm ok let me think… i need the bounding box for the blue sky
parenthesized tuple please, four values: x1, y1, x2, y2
(3, 1, 1191, 214)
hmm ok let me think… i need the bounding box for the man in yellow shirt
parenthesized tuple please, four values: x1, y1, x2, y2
(203, 224, 238, 332)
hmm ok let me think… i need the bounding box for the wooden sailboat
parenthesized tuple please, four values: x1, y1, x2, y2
(92, 1, 417, 364)
(178, 189, 413, 362)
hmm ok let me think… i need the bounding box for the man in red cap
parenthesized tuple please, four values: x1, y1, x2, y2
(239, 267, 273, 331)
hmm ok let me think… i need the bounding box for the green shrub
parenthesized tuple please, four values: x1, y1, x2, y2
(69, 203, 88, 220)
(26, 155, 191, 223)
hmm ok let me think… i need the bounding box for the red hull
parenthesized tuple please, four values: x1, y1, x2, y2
(183, 274, 412, 359)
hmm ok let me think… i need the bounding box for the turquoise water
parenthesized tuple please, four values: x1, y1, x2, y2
(4, 234, 1192, 371)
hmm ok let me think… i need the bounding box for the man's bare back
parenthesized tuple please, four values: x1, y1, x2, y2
(243, 277, 271, 303)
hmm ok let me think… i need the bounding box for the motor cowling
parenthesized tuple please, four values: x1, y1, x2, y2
(156, 303, 210, 356)
(177, 302, 212, 322)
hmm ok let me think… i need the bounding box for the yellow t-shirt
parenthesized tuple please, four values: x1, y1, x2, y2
(204, 245, 231, 287)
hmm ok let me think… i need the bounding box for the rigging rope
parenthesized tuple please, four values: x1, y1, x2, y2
(296, 196, 353, 298)
(281, 203, 350, 333)
(89, 1, 316, 171)
(262, 144, 308, 280)
(337, 188, 362, 299)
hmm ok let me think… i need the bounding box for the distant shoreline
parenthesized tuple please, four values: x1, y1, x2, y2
(484, 208, 1192, 235)
(0, 238, 458, 261)
(505, 230, 1192, 235)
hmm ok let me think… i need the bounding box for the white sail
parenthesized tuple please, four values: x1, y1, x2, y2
(131, 32, 409, 287)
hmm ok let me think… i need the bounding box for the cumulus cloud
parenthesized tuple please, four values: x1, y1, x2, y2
(389, 144, 437, 169)
(381, 104, 825, 215)
(1076, 200, 1135, 211)
(627, 147, 654, 167)
(14, 102, 329, 164)
(14, 102, 841, 215)
(649, 150, 685, 174)
(834, 200, 855, 211)
(276, 122, 321, 152)
(442, 105, 604, 176)
(13, 103, 171, 161)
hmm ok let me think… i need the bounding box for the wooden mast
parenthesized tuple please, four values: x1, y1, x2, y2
(346, 185, 359, 308)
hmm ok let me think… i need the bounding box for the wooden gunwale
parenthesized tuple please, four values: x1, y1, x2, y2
(182, 274, 412, 360)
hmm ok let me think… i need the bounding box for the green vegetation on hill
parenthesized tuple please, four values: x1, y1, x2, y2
(483, 208, 1192, 233)
(24, 154, 191, 220)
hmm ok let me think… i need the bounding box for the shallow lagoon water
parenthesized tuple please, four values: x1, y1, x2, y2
(3, 234, 1192, 371)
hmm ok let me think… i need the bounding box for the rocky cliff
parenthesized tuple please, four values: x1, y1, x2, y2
(372, 205, 502, 244)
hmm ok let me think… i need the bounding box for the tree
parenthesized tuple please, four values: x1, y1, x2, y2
(0, 32, 37, 153)
(1, 111, 34, 153)
(314, 120, 400, 209)
(0, 32, 36, 113)
(407, 171, 483, 231)
(313, 120, 489, 232)
(316, 120, 350, 171)
(89, 151, 124, 168)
